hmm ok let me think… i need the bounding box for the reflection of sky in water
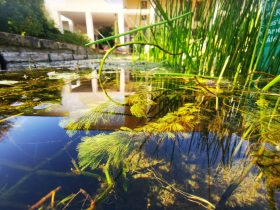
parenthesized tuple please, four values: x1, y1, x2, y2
(0, 117, 73, 162)
(0, 116, 109, 209)
(0, 115, 257, 210)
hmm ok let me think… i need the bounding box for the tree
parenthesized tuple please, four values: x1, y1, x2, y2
(0, 0, 59, 37)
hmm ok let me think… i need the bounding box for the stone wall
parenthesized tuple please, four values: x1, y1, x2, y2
(0, 32, 101, 70)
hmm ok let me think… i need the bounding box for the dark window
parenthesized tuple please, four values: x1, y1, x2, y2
(194, 1, 203, 21)
(141, 15, 147, 20)
(141, 1, 147, 9)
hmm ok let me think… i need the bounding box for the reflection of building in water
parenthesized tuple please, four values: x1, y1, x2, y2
(62, 69, 127, 112)
(46, 69, 185, 130)
(58, 69, 145, 130)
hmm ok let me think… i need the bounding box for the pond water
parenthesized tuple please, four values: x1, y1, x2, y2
(0, 68, 279, 210)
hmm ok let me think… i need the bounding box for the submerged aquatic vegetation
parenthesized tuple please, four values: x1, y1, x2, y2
(125, 86, 157, 118)
(137, 103, 202, 133)
(0, 67, 279, 209)
(78, 131, 138, 172)
(1, 0, 280, 206)
(0, 69, 65, 116)
(60, 101, 124, 135)
(212, 161, 267, 207)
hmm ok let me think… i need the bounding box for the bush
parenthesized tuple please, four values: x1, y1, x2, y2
(0, 0, 53, 37)
(56, 30, 91, 46)
(97, 26, 115, 48)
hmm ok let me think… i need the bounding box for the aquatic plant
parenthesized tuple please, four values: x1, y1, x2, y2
(131, 0, 263, 78)
(60, 101, 124, 135)
(125, 86, 158, 118)
(78, 131, 137, 172)
(137, 103, 202, 133)
(0, 69, 65, 116)
(77, 131, 140, 209)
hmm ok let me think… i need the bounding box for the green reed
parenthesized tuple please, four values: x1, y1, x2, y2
(86, 0, 279, 84)
(129, 0, 279, 82)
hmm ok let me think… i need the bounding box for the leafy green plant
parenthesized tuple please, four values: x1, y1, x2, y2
(78, 131, 137, 172)
(55, 30, 91, 46)
(136, 103, 202, 134)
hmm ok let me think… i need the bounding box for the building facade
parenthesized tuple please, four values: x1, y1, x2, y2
(44, 0, 155, 44)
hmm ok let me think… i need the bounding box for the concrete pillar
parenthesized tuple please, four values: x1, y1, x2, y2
(91, 70, 98, 93)
(120, 68, 125, 94)
(149, 3, 155, 24)
(118, 11, 125, 44)
(85, 11, 95, 41)
(69, 19, 74, 32)
(57, 11, 64, 33)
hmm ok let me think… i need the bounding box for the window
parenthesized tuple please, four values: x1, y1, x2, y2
(140, 0, 148, 9)
(141, 15, 147, 21)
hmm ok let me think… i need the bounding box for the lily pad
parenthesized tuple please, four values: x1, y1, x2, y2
(0, 80, 19, 85)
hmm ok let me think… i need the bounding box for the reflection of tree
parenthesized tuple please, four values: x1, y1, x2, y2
(0, 120, 13, 142)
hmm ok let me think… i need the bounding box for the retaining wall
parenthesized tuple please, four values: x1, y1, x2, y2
(0, 32, 101, 70)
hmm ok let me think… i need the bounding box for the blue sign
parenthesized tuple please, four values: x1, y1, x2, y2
(258, 0, 280, 74)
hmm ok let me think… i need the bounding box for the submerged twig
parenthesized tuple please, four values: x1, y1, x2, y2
(0, 112, 24, 123)
(29, 186, 61, 210)
(61, 188, 95, 210)
(0, 159, 103, 180)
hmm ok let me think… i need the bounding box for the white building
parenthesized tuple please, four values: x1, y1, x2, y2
(44, 0, 155, 44)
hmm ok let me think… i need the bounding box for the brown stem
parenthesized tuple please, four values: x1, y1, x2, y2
(29, 186, 61, 210)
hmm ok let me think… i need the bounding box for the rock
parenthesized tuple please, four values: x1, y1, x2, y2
(10, 102, 24, 106)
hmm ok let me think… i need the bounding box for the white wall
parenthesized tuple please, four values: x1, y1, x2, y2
(45, 0, 122, 13)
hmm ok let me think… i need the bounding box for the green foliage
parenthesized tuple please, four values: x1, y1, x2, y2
(97, 26, 115, 48)
(0, 0, 55, 37)
(133, 0, 265, 77)
(137, 103, 202, 133)
(60, 102, 123, 136)
(78, 132, 137, 171)
(126, 87, 157, 118)
(93, 0, 277, 78)
(54, 30, 91, 46)
(0, 0, 90, 46)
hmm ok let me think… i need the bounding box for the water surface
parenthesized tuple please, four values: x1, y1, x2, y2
(0, 68, 279, 210)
